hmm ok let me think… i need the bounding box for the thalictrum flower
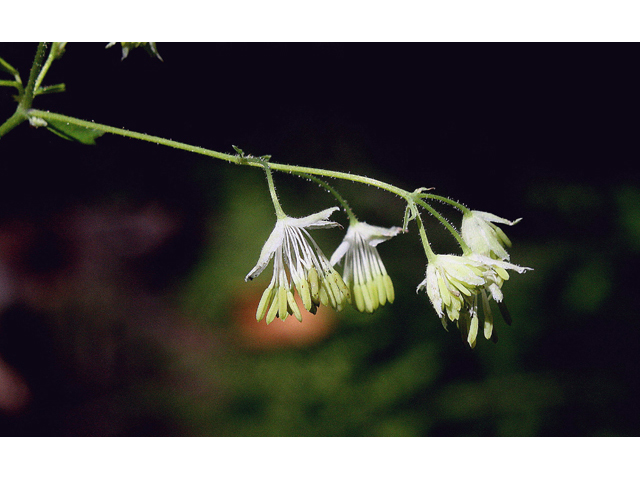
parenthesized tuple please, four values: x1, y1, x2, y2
(245, 207, 350, 324)
(416, 254, 486, 339)
(417, 253, 531, 348)
(330, 221, 402, 313)
(461, 210, 522, 260)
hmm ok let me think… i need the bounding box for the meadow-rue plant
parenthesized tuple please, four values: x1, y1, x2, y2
(0, 43, 533, 348)
(330, 221, 402, 313)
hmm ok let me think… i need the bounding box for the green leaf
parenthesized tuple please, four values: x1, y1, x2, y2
(44, 117, 105, 145)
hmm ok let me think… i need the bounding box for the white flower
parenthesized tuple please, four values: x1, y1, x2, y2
(245, 207, 350, 324)
(330, 222, 402, 313)
(416, 254, 487, 330)
(417, 253, 532, 348)
(461, 210, 521, 260)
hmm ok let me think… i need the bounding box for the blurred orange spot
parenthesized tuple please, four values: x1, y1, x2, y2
(235, 289, 337, 350)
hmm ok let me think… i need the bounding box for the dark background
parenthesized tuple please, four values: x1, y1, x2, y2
(0, 42, 638, 435)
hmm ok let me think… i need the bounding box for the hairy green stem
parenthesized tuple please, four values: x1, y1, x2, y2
(263, 165, 286, 219)
(33, 43, 60, 94)
(423, 193, 472, 215)
(0, 80, 19, 88)
(414, 197, 470, 254)
(27, 109, 412, 200)
(297, 173, 357, 224)
(411, 204, 436, 262)
(21, 43, 48, 111)
(0, 108, 27, 137)
(0, 43, 49, 138)
(27, 109, 239, 161)
(0, 56, 22, 84)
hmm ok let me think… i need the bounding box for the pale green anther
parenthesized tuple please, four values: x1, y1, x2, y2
(278, 286, 288, 321)
(327, 277, 343, 308)
(333, 271, 350, 300)
(495, 266, 510, 281)
(384, 275, 395, 304)
(468, 311, 479, 348)
(256, 284, 275, 321)
(353, 284, 366, 312)
(328, 272, 348, 306)
(287, 291, 302, 321)
(449, 295, 463, 319)
(361, 282, 374, 313)
(482, 291, 494, 340)
(367, 279, 380, 310)
(319, 284, 330, 307)
(296, 277, 312, 311)
(308, 267, 320, 300)
(369, 280, 381, 311)
(266, 298, 279, 325)
(437, 276, 452, 306)
(448, 277, 472, 297)
(375, 275, 387, 305)
(322, 277, 337, 307)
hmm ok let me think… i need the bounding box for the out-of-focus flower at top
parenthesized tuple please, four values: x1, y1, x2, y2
(461, 210, 521, 260)
(245, 207, 350, 324)
(330, 221, 402, 313)
(106, 42, 163, 61)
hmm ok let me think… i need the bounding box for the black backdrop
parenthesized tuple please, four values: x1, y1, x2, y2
(0, 43, 639, 436)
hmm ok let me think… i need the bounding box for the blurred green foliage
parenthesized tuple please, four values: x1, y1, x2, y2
(169, 165, 637, 437)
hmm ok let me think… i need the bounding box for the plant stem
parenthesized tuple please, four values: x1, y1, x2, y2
(27, 109, 412, 200)
(28, 109, 239, 161)
(423, 193, 471, 215)
(263, 165, 286, 219)
(0, 80, 19, 88)
(411, 204, 436, 262)
(0, 56, 22, 83)
(0, 108, 27, 137)
(33, 43, 59, 94)
(21, 43, 48, 110)
(297, 173, 357, 224)
(0, 43, 49, 138)
(414, 198, 470, 254)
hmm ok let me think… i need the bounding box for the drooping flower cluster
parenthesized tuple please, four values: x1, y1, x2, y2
(417, 210, 531, 347)
(246, 207, 402, 323)
(245, 193, 530, 348)
(330, 222, 402, 313)
(245, 207, 351, 324)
